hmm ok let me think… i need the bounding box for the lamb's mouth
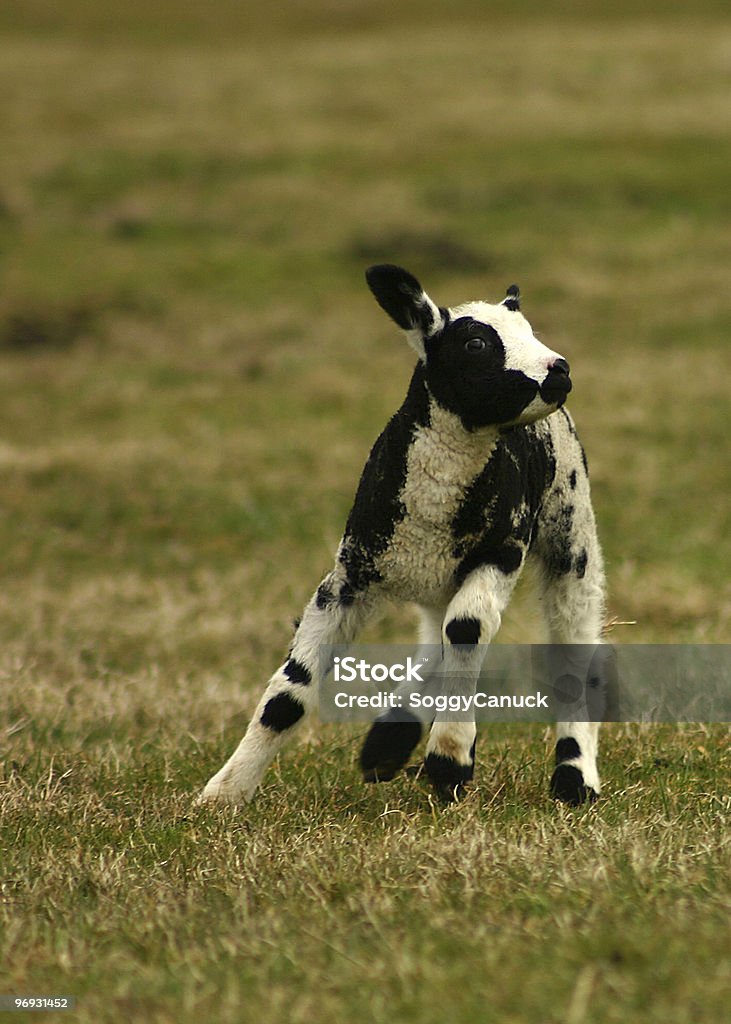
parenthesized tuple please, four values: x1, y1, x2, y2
(539, 378, 572, 405)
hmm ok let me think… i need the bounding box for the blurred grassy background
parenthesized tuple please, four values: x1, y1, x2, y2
(1, 3, 730, 1021)
(0, 2, 728, 648)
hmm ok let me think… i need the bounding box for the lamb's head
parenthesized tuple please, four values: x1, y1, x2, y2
(366, 264, 571, 431)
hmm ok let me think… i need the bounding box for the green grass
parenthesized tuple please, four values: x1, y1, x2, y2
(1, 3, 730, 1021)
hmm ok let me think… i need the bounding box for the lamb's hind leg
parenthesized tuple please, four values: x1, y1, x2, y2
(200, 570, 376, 804)
(537, 535, 607, 805)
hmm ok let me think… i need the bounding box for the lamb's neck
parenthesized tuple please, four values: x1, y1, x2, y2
(400, 398, 500, 501)
(394, 366, 500, 487)
(423, 398, 500, 462)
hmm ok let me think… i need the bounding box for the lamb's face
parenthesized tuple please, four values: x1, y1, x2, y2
(424, 301, 571, 430)
(365, 264, 571, 431)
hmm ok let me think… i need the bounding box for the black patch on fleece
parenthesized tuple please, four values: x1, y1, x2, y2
(569, 469, 577, 490)
(283, 659, 311, 686)
(456, 541, 523, 581)
(260, 692, 305, 732)
(555, 736, 582, 763)
(340, 363, 431, 592)
(542, 502, 575, 577)
(452, 424, 557, 583)
(360, 711, 423, 782)
(445, 616, 482, 646)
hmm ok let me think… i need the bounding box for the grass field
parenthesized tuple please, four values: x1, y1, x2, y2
(1, 3, 730, 1022)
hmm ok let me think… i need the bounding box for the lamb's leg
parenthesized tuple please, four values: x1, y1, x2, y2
(359, 606, 443, 783)
(425, 566, 520, 801)
(536, 528, 608, 805)
(200, 571, 376, 804)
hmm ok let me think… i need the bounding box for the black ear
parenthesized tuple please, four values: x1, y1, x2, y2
(502, 283, 521, 312)
(366, 264, 444, 337)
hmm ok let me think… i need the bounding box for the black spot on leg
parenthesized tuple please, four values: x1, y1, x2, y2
(284, 659, 311, 686)
(575, 548, 588, 579)
(360, 711, 422, 782)
(555, 736, 581, 763)
(543, 503, 575, 577)
(260, 692, 305, 732)
(424, 753, 474, 802)
(317, 573, 358, 610)
(550, 764, 597, 805)
(465, 739, 476, 782)
(569, 469, 577, 490)
(338, 580, 356, 607)
(445, 616, 482, 646)
(316, 582, 335, 610)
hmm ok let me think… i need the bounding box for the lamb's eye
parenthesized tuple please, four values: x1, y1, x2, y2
(465, 337, 486, 353)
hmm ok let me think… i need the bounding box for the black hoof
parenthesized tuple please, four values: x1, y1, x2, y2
(360, 714, 422, 783)
(550, 764, 598, 806)
(424, 752, 474, 803)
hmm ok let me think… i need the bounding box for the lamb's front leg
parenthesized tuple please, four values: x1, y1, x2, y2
(200, 572, 375, 805)
(425, 565, 520, 801)
(359, 606, 443, 784)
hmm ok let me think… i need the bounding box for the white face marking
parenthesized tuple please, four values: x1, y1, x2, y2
(449, 300, 564, 384)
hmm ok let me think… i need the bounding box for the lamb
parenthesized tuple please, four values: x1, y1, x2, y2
(200, 264, 607, 807)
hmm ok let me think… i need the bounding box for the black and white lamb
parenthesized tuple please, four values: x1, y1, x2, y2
(200, 265, 607, 806)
